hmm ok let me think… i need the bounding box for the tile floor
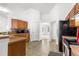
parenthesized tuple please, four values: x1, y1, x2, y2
(26, 39, 60, 56)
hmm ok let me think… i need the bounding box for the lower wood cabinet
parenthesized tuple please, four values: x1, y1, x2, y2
(8, 40, 27, 56)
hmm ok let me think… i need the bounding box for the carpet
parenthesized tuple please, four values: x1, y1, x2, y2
(48, 51, 63, 56)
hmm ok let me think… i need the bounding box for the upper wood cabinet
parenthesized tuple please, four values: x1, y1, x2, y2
(75, 3, 79, 14)
(18, 20, 28, 29)
(65, 3, 79, 27)
(11, 19, 17, 29)
(69, 7, 75, 20)
(65, 4, 76, 20)
(11, 19, 28, 29)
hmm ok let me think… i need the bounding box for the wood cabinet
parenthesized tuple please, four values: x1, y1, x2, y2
(65, 5, 75, 20)
(75, 3, 79, 14)
(65, 4, 76, 20)
(8, 40, 27, 56)
(18, 20, 28, 29)
(69, 5, 76, 27)
(65, 3, 79, 27)
(75, 20, 79, 27)
(11, 19, 17, 29)
(69, 6, 75, 20)
(69, 19, 75, 27)
(11, 19, 28, 29)
(75, 3, 79, 27)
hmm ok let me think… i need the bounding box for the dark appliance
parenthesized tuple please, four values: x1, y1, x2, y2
(59, 20, 77, 52)
(11, 29, 29, 33)
(63, 26, 77, 36)
(59, 20, 69, 52)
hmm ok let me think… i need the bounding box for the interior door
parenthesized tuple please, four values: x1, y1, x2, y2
(40, 23, 50, 40)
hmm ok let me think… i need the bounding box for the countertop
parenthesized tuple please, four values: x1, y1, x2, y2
(0, 34, 29, 43)
(62, 36, 77, 39)
(8, 33, 29, 43)
(70, 45, 79, 56)
(9, 36, 29, 44)
(0, 35, 9, 39)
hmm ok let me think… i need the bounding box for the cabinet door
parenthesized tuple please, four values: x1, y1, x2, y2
(69, 7, 75, 19)
(23, 21, 27, 28)
(69, 5, 75, 27)
(75, 20, 79, 26)
(75, 3, 79, 14)
(8, 40, 26, 56)
(11, 19, 28, 29)
(75, 4, 79, 27)
(11, 19, 18, 29)
(18, 20, 27, 29)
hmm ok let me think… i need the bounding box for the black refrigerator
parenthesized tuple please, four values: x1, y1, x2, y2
(59, 20, 69, 52)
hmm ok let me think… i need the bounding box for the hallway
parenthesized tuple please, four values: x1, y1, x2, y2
(26, 39, 59, 56)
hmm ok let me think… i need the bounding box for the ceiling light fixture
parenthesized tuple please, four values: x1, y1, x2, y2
(0, 6, 11, 13)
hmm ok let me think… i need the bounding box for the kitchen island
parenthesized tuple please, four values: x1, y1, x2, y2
(8, 36, 29, 56)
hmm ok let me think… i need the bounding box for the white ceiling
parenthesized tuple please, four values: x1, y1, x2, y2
(0, 3, 75, 20)
(0, 3, 56, 14)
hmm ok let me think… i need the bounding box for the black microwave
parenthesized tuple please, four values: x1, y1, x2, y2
(63, 27, 77, 36)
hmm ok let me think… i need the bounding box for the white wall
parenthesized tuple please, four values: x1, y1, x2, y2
(0, 14, 10, 32)
(41, 3, 75, 44)
(49, 5, 59, 44)
(22, 9, 40, 41)
(41, 14, 50, 22)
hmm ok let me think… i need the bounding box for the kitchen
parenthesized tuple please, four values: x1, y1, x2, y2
(0, 3, 79, 56)
(0, 18, 30, 56)
(60, 3, 79, 56)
